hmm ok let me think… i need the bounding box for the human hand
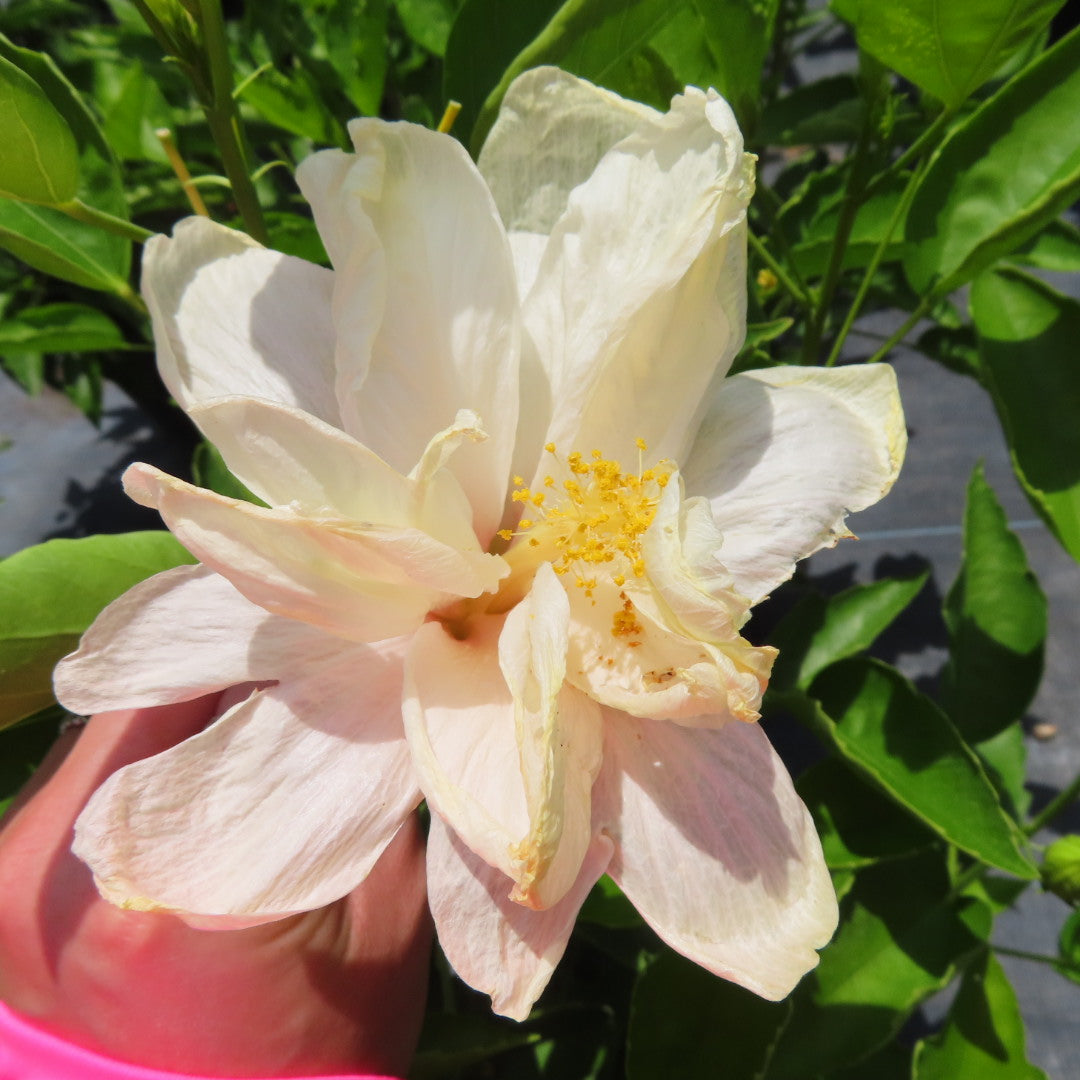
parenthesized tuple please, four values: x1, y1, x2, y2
(0, 697, 431, 1078)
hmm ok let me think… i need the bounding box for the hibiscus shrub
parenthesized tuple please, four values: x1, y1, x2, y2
(1, 1, 1078, 1078)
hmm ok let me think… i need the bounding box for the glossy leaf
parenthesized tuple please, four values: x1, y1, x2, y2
(0, 303, 127, 354)
(0, 34, 130, 292)
(798, 757, 936, 869)
(0, 533, 195, 728)
(770, 568, 928, 690)
(0, 53, 79, 204)
(905, 26, 1080, 296)
(940, 465, 1046, 741)
(1011, 217, 1080, 271)
(811, 659, 1037, 878)
(1057, 909, 1080, 985)
(769, 850, 986, 1078)
(654, 0, 779, 132)
(627, 949, 790, 1080)
(833, 0, 1064, 107)
(191, 441, 267, 506)
(464, 0, 684, 153)
(971, 268, 1080, 561)
(914, 952, 1047, 1079)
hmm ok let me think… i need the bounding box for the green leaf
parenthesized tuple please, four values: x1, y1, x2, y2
(412, 1011, 542, 1080)
(913, 952, 1047, 1079)
(1011, 217, 1080, 271)
(191, 441, 266, 505)
(0, 53, 79, 204)
(578, 874, 643, 928)
(236, 62, 346, 145)
(444, 0, 562, 146)
(0, 533, 195, 728)
(465, 0, 686, 154)
(653, 0, 779, 133)
(971, 268, 1080, 560)
(0, 35, 131, 293)
(832, 0, 1064, 107)
(976, 724, 1031, 819)
(1057, 908, 1080, 984)
(0, 303, 127, 354)
(770, 568, 928, 690)
(798, 757, 936, 869)
(394, 0, 456, 56)
(627, 949, 790, 1080)
(758, 74, 864, 146)
(769, 849, 987, 1078)
(940, 464, 1046, 741)
(0, 706, 61, 815)
(810, 659, 1037, 878)
(904, 26, 1080, 296)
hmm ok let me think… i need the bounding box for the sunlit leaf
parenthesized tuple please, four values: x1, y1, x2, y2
(833, 0, 1064, 107)
(0, 533, 195, 728)
(904, 26, 1080, 296)
(971, 268, 1080, 561)
(913, 952, 1047, 1079)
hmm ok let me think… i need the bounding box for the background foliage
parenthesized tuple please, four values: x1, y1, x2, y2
(1, 0, 1078, 1076)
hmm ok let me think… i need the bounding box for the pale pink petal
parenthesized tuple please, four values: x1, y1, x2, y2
(403, 615, 528, 882)
(300, 124, 521, 545)
(123, 463, 504, 641)
(427, 813, 612, 1020)
(404, 599, 601, 907)
(498, 563, 603, 908)
(564, 575, 768, 725)
(526, 86, 753, 473)
(54, 565, 342, 714)
(73, 638, 420, 919)
(683, 364, 906, 603)
(595, 714, 838, 1000)
(141, 217, 340, 424)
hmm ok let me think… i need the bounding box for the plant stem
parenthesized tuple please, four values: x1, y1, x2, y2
(55, 200, 153, 243)
(824, 159, 927, 367)
(800, 112, 876, 364)
(864, 106, 955, 199)
(748, 230, 812, 312)
(864, 301, 930, 364)
(195, 0, 268, 244)
(994, 944, 1080, 975)
(1026, 770, 1080, 836)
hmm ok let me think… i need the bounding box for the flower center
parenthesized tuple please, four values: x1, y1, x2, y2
(497, 440, 670, 599)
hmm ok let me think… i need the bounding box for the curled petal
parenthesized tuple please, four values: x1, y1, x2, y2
(683, 364, 907, 603)
(595, 714, 838, 1000)
(299, 124, 521, 545)
(142, 217, 340, 425)
(427, 813, 612, 1020)
(527, 84, 753, 471)
(55, 565, 342, 714)
(74, 639, 420, 920)
(124, 463, 505, 642)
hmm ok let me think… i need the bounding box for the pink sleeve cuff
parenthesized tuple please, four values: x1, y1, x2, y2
(0, 1002, 403, 1080)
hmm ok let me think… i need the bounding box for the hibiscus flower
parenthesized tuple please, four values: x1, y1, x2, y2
(56, 67, 905, 1019)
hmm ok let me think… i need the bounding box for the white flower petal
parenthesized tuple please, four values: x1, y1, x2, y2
(188, 398, 484, 554)
(479, 66, 656, 245)
(564, 576, 768, 725)
(427, 813, 612, 1020)
(595, 714, 837, 1000)
(300, 123, 521, 545)
(526, 85, 753, 470)
(124, 463, 503, 642)
(74, 638, 420, 919)
(54, 565, 340, 714)
(498, 563, 603, 909)
(402, 615, 527, 882)
(683, 365, 907, 603)
(142, 217, 340, 424)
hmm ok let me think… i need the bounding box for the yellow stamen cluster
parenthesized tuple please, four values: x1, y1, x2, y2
(505, 441, 671, 602)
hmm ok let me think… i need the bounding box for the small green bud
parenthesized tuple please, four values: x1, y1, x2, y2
(1042, 835, 1080, 905)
